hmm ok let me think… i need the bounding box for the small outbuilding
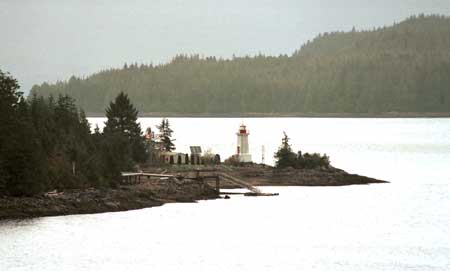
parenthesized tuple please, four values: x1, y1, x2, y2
(160, 152, 187, 164)
(190, 146, 202, 165)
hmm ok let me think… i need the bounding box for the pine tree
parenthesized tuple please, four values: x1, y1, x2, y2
(274, 132, 297, 168)
(3, 100, 47, 195)
(156, 118, 175, 152)
(0, 70, 46, 195)
(0, 70, 21, 152)
(104, 92, 147, 164)
(104, 92, 141, 138)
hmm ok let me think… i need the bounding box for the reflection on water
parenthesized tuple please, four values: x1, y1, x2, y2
(1, 118, 450, 271)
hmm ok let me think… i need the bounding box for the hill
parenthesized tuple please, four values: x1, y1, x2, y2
(30, 15, 450, 115)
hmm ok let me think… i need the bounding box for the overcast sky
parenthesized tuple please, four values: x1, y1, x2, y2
(1, 0, 449, 93)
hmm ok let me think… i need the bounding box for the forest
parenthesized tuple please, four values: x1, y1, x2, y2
(30, 15, 450, 114)
(0, 70, 150, 196)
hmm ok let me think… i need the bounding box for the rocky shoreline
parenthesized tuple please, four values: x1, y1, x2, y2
(217, 165, 388, 187)
(0, 165, 387, 220)
(0, 179, 218, 220)
(158, 164, 388, 188)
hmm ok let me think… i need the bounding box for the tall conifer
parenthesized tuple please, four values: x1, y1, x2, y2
(156, 118, 176, 152)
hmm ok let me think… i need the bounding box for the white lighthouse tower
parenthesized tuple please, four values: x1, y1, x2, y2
(236, 124, 252, 163)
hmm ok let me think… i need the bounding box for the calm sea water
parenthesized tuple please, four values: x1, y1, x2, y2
(1, 118, 449, 271)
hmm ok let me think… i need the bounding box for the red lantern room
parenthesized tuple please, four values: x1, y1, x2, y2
(238, 124, 249, 135)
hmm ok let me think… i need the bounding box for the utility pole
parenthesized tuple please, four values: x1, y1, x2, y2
(261, 145, 265, 165)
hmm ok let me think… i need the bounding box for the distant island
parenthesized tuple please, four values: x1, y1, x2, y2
(29, 15, 450, 116)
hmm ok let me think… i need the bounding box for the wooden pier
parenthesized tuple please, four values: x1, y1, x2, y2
(121, 169, 277, 196)
(121, 172, 175, 184)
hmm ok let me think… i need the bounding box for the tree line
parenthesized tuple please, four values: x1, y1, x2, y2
(274, 133, 330, 170)
(1, 70, 179, 196)
(30, 15, 450, 114)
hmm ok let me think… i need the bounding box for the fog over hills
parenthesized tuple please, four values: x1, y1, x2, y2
(31, 16, 450, 114)
(1, 0, 449, 93)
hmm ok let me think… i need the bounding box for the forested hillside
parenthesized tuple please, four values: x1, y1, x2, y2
(30, 15, 450, 114)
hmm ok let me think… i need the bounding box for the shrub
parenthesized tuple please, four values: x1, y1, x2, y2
(201, 148, 222, 165)
(297, 152, 330, 169)
(224, 155, 241, 166)
(274, 133, 331, 170)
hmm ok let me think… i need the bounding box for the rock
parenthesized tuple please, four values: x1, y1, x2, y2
(104, 201, 119, 209)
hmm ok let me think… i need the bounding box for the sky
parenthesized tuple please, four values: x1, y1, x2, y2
(1, 0, 449, 93)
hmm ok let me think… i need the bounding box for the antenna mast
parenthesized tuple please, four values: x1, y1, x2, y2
(261, 145, 265, 165)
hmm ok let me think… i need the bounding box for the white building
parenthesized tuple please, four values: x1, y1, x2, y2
(160, 152, 188, 164)
(236, 124, 252, 163)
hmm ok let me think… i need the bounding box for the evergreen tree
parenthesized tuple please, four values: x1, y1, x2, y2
(156, 118, 176, 152)
(274, 132, 297, 168)
(0, 70, 21, 155)
(104, 92, 147, 164)
(2, 100, 47, 195)
(104, 92, 142, 138)
(99, 132, 133, 182)
(0, 70, 46, 195)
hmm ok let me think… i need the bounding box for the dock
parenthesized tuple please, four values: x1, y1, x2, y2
(121, 172, 176, 184)
(121, 169, 277, 197)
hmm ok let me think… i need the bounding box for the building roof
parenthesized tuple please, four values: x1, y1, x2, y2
(190, 146, 202, 154)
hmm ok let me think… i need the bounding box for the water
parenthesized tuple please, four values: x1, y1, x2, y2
(1, 118, 450, 271)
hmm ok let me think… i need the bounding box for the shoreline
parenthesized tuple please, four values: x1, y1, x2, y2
(85, 112, 450, 118)
(202, 165, 388, 188)
(0, 179, 219, 220)
(0, 166, 388, 220)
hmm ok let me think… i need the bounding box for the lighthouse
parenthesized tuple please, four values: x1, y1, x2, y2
(236, 124, 252, 163)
